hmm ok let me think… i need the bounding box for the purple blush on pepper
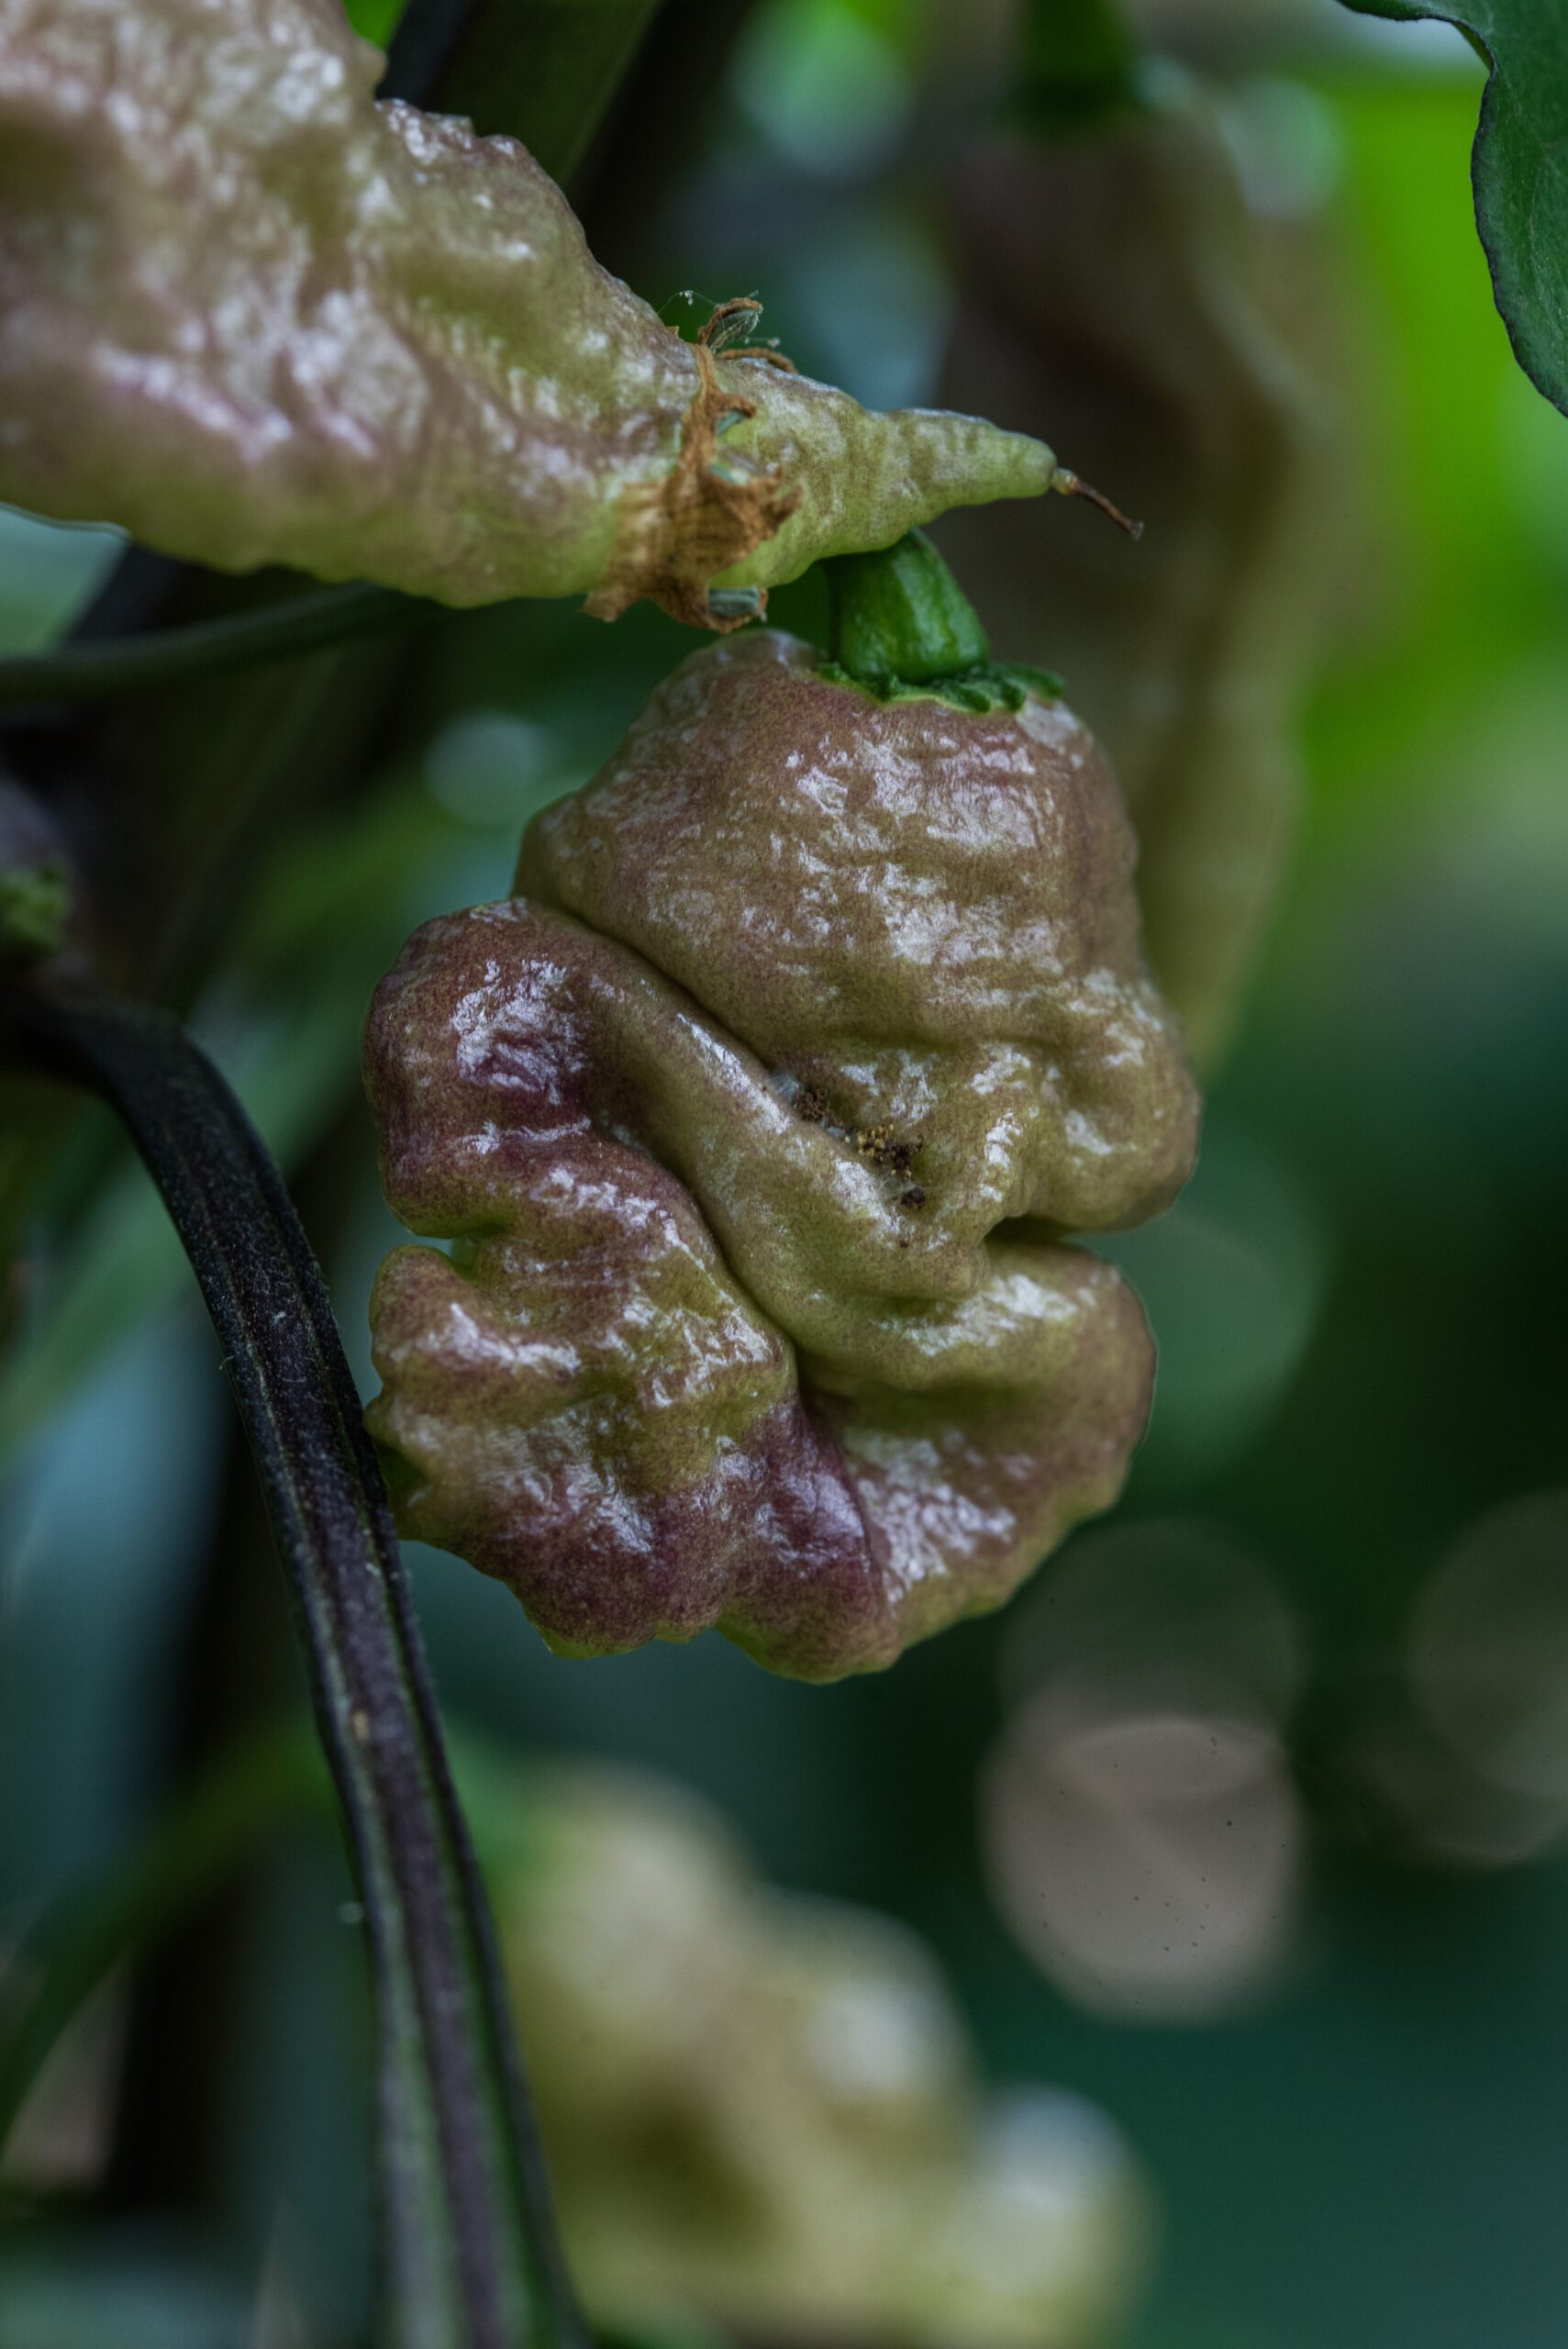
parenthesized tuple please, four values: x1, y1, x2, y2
(363, 631, 1199, 1680)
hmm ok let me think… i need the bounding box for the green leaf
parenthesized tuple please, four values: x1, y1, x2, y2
(1338, 0, 1568, 415)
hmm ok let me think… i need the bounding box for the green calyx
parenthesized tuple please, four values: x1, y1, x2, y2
(816, 659, 1063, 715)
(819, 530, 1061, 711)
(825, 529, 988, 682)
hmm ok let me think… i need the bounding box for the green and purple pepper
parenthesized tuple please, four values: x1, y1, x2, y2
(363, 538, 1199, 1679)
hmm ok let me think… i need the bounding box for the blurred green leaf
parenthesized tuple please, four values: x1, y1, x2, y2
(1300, 71, 1551, 818)
(0, 2241, 253, 2349)
(1338, 0, 1568, 414)
(0, 1722, 327, 2153)
(0, 507, 120, 657)
(385, 0, 666, 186)
(0, 1718, 540, 2162)
(1015, 0, 1140, 132)
(344, 0, 410, 43)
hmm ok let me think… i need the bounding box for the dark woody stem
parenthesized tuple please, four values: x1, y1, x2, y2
(0, 985, 588, 2349)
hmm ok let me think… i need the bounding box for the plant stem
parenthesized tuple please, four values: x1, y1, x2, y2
(0, 584, 427, 709)
(0, 985, 587, 2349)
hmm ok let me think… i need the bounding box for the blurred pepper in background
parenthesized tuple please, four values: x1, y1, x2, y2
(495, 1761, 1151, 2346)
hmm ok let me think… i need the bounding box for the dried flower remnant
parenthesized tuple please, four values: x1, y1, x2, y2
(0, 0, 1062, 623)
(853, 1123, 923, 1177)
(581, 340, 803, 629)
(364, 622, 1199, 1680)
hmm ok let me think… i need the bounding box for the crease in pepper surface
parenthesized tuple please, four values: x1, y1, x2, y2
(364, 634, 1200, 1681)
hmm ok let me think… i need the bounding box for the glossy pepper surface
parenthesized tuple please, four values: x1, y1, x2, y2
(0, 0, 1060, 624)
(364, 583, 1198, 1680)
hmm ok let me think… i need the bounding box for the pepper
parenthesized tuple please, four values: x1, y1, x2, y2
(0, 0, 1067, 626)
(362, 535, 1199, 1680)
(936, 61, 1327, 1068)
(493, 1760, 1152, 2346)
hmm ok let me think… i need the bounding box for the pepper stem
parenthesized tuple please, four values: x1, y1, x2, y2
(823, 529, 990, 687)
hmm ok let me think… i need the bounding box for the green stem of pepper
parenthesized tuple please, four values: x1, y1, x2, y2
(818, 529, 1068, 714)
(822, 529, 990, 688)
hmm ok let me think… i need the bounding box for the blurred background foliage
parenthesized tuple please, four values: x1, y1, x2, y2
(4, 0, 1568, 2344)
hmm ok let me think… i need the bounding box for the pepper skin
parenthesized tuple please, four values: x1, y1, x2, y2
(364, 633, 1198, 1680)
(0, 0, 1058, 623)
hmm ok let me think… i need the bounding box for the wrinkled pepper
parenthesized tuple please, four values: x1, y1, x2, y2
(363, 536, 1198, 1680)
(495, 1759, 1151, 2345)
(0, 0, 1067, 626)
(937, 57, 1327, 1067)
